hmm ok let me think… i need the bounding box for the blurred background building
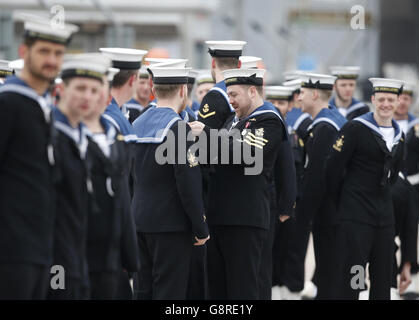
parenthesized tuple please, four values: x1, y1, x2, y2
(0, 0, 418, 103)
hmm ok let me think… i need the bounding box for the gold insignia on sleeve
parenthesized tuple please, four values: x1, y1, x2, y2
(198, 111, 216, 119)
(255, 128, 264, 137)
(298, 138, 304, 147)
(242, 130, 268, 149)
(333, 135, 344, 152)
(415, 124, 419, 138)
(117, 134, 125, 141)
(187, 149, 199, 167)
(309, 132, 314, 138)
(249, 118, 257, 122)
(198, 104, 216, 119)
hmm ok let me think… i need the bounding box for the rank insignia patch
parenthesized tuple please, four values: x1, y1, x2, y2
(198, 103, 216, 119)
(187, 149, 199, 167)
(333, 135, 344, 152)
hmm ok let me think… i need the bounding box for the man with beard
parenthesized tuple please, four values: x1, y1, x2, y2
(0, 15, 78, 299)
(198, 40, 246, 129)
(189, 68, 293, 299)
(329, 66, 369, 120)
(99, 47, 147, 140)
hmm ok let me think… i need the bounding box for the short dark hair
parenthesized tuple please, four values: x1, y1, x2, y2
(214, 57, 240, 70)
(318, 89, 332, 101)
(187, 83, 194, 98)
(111, 70, 138, 88)
(23, 37, 39, 48)
(153, 84, 182, 99)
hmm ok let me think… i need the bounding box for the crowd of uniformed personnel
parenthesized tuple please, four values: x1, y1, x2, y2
(0, 14, 418, 300)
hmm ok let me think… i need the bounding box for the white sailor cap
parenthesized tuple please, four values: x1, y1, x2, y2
(222, 68, 265, 87)
(0, 60, 13, 77)
(239, 56, 262, 69)
(206, 40, 247, 58)
(99, 47, 148, 70)
(107, 67, 120, 82)
(17, 13, 78, 45)
(369, 78, 404, 95)
(196, 70, 214, 85)
(147, 66, 191, 85)
(138, 65, 150, 79)
(265, 86, 294, 101)
(300, 73, 336, 90)
(330, 66, 360, 79)
(283, 70, 308, 81)
(401, 82, 415, 96)
(150, 59, 188, 68)
(8, 59, 24, 73)
(187, 70, 200, 85)
(61, 53, 111, 82)
(282, 79, 301, 92)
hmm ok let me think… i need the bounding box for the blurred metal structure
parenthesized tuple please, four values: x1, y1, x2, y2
(0, 0, 218, 68)
(211, 0, 380, 84)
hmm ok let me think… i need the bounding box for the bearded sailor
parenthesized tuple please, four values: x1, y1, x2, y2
(99, 47, 147, 140)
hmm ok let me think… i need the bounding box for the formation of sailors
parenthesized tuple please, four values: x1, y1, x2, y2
(0, 14, 418, 300)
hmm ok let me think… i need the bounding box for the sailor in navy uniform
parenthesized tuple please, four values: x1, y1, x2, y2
(326, 78, 405, 300)
(394, 83, 419, 295)
(186, 69, 200, 117)
(257, 85, 298, 299)
(198, 40, 246, 129)
(264, 83, 310, 298)
(78, 59, 139, 300)
(131, 65, 209, 300)
(265, 85, 294, 118)
(195, 69, 215, 106)
(0, 60, 13, 85)
(329, 66, 370, 120)
(124, 66, 151, 124)
(189, 68, 295, 299)
(99, 47, 147, 140)
(390, 173, 418, 298)
(296, 73, 347, 299)
(394, 83, 416, 134)
(0, 15, 77, 299)
(47, 53, 110, 300)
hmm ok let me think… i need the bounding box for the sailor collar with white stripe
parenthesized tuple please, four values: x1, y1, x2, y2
(407, 116, 419, 133)
(124, 98, 145, 112)
(285, 107, 312, 131)
(209, 80, 234, 112)
(132, 107, 181, 144)
(307, 106, 347, 132)
(354, 112, 402, 145)
(233, 101, 284, 124)
(329, 97, 367, 116)
(0, 75, 52, 123)
(84, 116, 118, 158)
(52, 106, 89, 159)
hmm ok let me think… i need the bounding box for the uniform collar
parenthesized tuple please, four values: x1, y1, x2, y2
(354, 112, 402, 144)
(132, 107, 181, 144)
(308, 106, 347, 131)
(5, 75, 49, 97)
